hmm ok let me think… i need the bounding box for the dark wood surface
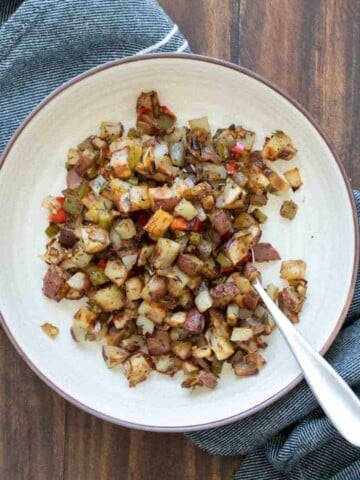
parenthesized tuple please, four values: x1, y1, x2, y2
(1, 1, 359, 479)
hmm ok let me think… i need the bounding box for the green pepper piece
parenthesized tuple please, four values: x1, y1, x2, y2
(86, 163, 98, 179)
(98, 211, 113, 230)
(63, 192, 83, 216)
(45, 223, 60, 238)
(189, 232, 202, 245)
(87, 267, 109, 286)
(128, 145, 143, 171)
(252, 208, 268, 224)
(216, 252, 232, 268)
(211, 358, 224, 377)
(128, 175, 139, 186)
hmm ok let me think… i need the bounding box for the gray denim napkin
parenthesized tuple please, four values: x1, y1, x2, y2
(1, 2, 359, 479)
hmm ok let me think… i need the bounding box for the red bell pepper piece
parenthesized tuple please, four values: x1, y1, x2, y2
(56, 196, 65, 205)
(97, 259, 107, 270)
(227, 159, 236, 174)
(171, 217, 190, 231)
(230, 142, 245, 154)
(49, 209, 67, 224)
(138, 106, 151, 115)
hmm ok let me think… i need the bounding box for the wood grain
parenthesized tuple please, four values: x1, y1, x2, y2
(1, 1, 359, 479)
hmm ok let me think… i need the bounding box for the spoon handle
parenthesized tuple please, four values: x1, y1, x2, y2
(253, 279, 360, 446)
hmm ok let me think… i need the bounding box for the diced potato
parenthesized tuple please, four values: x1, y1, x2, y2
(182, 361, 199, 374)
(117, 191, 131, 213)
(110, 149, 131, 179)
(102, 178, 128, 203)
(123, 352, 152, 387)
(280, 200, 298, 220)
(149, 186, 180, 212)
(144, 209, 174, 238)
(129, 184, 151, 211)
(172, 341, 193, 360)
(92, 285, 124, 311)
(99, 121, 123, 142)
(251, 208, 267, 224)
(232, 275, 253, 294)
(226, 303, 240, 326)
(113, 218, 136, 239)
(263, 131, 297, 160)
(201, 195, 215, 212)
(102, 345, 130, 368)
(195, 289, 213, 313)
(104, 259, 128, 287)
(138, 300, 167, 324)
(177, 254, 203, 276)
(166, 266, 190, 297)
(66, 271, 89, 291)
(152, 238, 181, 269)
(152, 354, 181, 376)
(140, 275, 166, 301)
(192, 344, 212, 359)
(81, 226, 110, 254)
(71, 306, 98, 342)
(266, 283, 279, 301)
(136, 316, 155, 335)
(209, 328, 235, 361)
(41, 322, 59, 338)
(137, 245, 154, 267)
(201, 163, 227, 181)
(165, 311, 187, 327)
(221, 178, 245, 207)
(174, 198, 198, 221)
(224, 234, 249, 265)
(67, 148, 81, 167)
(280, 260, 306, 280)
(231, 327, 254, 342)
(267, 170, 290, 196)
(125, 277, 143, 302)
(284, 167, 303, 191)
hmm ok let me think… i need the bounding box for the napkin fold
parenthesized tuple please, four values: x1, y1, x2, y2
(1, 2, 359, 479)
(0, 0, 189, 153)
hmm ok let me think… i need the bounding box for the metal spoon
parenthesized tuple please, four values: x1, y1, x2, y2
(251, 264, 360, 446)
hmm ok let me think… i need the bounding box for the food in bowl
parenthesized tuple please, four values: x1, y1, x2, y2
(41, 91, 306, 388)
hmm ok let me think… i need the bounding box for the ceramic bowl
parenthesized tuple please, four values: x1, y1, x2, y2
(0, 54, 358, 432)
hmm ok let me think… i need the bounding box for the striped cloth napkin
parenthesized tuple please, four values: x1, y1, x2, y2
(1, 1, 359, 479)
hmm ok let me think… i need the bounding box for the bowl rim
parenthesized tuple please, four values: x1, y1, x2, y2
(0, 53, 358, 432)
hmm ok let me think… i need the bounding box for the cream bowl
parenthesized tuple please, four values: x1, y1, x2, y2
(0, 54, 358, 432)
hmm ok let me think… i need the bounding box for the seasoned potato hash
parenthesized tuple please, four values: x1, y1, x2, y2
(41, 91, 306, 388)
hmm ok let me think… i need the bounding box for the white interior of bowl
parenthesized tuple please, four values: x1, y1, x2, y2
(0, 57, 356, 431)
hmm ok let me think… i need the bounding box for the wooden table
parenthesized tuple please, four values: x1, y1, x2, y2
(1, 1, 359, 479)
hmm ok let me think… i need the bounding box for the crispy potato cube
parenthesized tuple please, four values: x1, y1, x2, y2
(267, 170, 290, 196)
(209, 328, 235, 361)
(174, 198, 198, 221)
(195, 288, 213, 313)
(126, 277, 144, 301)
(263, 131, 297, 160)
(136, 316, 155, 335)
(172, 341, 193, 360)
(81, 226, 110, 254)
(104, 260, 128, 287)
(165, 311, 187, 327)
(102, 345, 130, 368)
(284, 167, 303, 191)
(92, 284, 124, 311)
(280, 260, 306, 280)
(113, 218, 136, 239)
(138, 300, 167, 324)
(123, 352, 152, 387)
(152, 238, 181, 269)
(99, 121, 123, 142)
(231, 327, 254, 342)
(280, 200, 298, 220)
(129, 184, 151, 211)
(144, 209, 174, 238)
(110, 149, 131, 179)
(224, 234, 249, 265)
(41, 322, 59, 338)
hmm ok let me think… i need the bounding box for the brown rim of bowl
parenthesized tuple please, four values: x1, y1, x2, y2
(0, 53, 358, 433)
